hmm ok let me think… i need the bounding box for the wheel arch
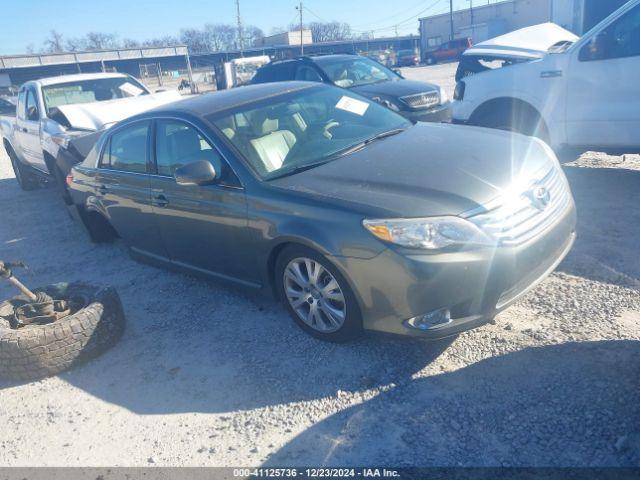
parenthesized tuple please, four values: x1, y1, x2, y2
(469, 97, 544, 127)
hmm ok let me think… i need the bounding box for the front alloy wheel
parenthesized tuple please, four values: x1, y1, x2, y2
(284, 258, 346, 333)
(276, 246, 362, 342)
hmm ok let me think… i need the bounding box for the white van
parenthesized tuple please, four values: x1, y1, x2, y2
(451, 0, 640, 152)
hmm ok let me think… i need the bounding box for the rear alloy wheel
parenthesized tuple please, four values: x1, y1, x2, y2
(276, 246, 362, 342)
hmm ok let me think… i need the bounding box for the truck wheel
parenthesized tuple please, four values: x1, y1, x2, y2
(475, 106, 551, 145)
(275, 245, 362, 343)
(0, 283, 125, 382)
(8, 149, 38, 191)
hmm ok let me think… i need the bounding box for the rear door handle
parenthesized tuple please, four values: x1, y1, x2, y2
(152, 194, 169, 208)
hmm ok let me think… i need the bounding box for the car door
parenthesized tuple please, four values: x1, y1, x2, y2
(95, 120, 165, 256)
(149, 118, 255, 284)
(566, 2, 640, 148)
(15, 87, 46, 172)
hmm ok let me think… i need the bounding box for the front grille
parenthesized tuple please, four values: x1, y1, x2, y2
(468, 166, 572, 246)
(400, 91, 440, 109)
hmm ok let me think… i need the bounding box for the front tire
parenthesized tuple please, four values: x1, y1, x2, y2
(473, 104, 551, 145)
(275, 245, 362, 343)
(8, 148, 38, 191)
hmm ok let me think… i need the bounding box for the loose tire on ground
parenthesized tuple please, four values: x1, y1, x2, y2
(0, 282, 125, 381)
(275, 245, 362, 343)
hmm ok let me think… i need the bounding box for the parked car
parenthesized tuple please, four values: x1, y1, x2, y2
(250, 54, 451, 123)
(0, 72, 181, 202)
(425, 38, 472, 65)
(68, 82, 576, 342)
(394, 49, 420, 67)
(452, 0, 640, 152)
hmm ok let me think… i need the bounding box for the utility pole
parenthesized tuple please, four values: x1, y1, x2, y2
(235, 0, 244, 55)
(296, 1, 304, 55)
(449, 0, 454, 40)
(469, 0, 475, 41)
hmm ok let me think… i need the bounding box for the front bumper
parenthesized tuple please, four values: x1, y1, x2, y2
(401, 102, 452, 123)
(331, 202, 576, 339)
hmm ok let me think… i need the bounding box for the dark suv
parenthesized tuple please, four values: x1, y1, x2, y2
(251, 54, 450, 123)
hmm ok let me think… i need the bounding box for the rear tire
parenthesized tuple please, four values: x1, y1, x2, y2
(7, 148, 38, 191)
(53, 166, 73, 205)
(275, 245, 362, 343)
(78, 208, 118, 243)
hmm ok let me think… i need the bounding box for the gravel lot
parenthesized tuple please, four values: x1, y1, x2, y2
(0, 64, 639, 467)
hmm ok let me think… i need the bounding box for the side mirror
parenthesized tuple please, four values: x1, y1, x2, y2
(393, 68, 404, 78)
(174, 160, 217, 186)
(580, 32, 609, 61)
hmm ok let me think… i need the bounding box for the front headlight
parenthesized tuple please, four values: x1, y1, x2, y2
(372, 96, 401, 111)
(363, 216, 493, 250)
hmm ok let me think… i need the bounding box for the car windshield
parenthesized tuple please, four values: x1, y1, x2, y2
(314, 56, 399, 88)
(42, 77, 149, 114)
(209, 85, 411, 180)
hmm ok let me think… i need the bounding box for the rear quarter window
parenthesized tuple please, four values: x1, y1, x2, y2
(252, 63, 297, 83)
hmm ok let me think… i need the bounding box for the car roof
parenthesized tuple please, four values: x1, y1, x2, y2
(270, 54, 359, 66)
(142, 81, 319, 118)
(29, 72, 131, 88)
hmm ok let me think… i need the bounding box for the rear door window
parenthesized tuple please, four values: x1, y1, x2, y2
(101, 121, 150, 173)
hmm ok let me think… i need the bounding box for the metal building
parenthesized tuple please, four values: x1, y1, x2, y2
(0, 46, 192, 91)
(419, 0, 629, 54)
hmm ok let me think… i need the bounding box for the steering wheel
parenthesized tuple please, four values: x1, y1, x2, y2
(323, 121, 340, 139)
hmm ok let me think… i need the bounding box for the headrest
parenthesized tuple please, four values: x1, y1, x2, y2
(169, 127, 201, 158)
(249, 110, 279, 137)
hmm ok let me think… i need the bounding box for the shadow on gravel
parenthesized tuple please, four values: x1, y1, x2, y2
(264, 340, 640, 467)
(560, 166, 640, 287)
(0, 177, 455, 412)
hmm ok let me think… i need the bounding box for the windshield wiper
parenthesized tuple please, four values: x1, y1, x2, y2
(329, 128, 407, 158)
(267, 160, 333, 180)
(268, 128, 407, 180)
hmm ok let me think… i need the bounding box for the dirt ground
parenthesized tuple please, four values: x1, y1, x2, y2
(0, 64, 639, 467)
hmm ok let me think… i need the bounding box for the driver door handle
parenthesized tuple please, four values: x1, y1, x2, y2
(152, 194, 169, 208)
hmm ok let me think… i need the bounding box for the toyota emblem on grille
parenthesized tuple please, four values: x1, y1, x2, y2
(529, 185, 551, 211)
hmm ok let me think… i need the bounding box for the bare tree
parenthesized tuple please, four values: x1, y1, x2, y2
(243, 25, 264, 48)
(65, 37, 87, 52)
(203, 24, 236, 51)
(308, 21, 352, 43)
(84, 32, 119, 50)
(180, 28, 210, 54)
(142, 36, 180, 48)
(43, 30, 65, 53)
(122, 38, 141, 48)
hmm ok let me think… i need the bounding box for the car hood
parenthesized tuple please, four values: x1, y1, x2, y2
(270, 123, 554, 218)
(56, 91, 182, 131)
(350, 78, 438, 99)
(463, 22, 578, 60)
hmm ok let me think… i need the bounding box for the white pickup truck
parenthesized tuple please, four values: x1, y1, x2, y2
(452, 0, 640, 153)
(1, 72, 181, 199)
